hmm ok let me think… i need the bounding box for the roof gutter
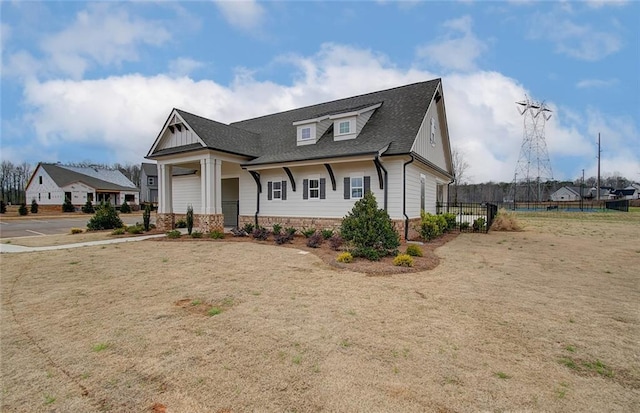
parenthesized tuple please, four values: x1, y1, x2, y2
(402, 155, 415, 241)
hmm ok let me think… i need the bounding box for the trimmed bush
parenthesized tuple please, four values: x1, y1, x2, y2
(419, 212, 444, 241)
(272, 223, 282, 236)
(306, 232, 323, 248)
(82, 200, 95, 214)
(393, 254, 414, 267)
(143, 203, 152, 231)
(186, 205, 194, 235)
(111, 228, 125, 235)
(166, 230, 181, 239)
(321, 229, 334, 239)
(336, 252, 353, 263)
(341, 191, 400, 260)
(329, 234, 344, 251)
(62, 197, 75, 213)
(70, 227, 84, 234)
(405, 244, 423, 257)
(120, 201, 131, 214)
(442, 212, 457, 231)
(18, 203, 28, 216)
(209, 230, 225, 239)
(301, 227, 316, 238)
(87, 203, 123, 230)
(30, 200, 38, 214)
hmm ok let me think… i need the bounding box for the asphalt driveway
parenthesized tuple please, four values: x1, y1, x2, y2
(0, 215, 143, 238)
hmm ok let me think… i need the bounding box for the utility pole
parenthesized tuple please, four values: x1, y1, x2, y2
(581, 169, 585, 211)
(597, 133, 601, 201)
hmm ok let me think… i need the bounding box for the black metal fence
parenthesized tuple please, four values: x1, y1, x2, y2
(605, 199, 630, 212)
(496, 199, 629, 212)
(436, 202, 498, 233)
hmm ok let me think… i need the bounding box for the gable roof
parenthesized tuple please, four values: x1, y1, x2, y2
(147, 79, 443, 167)
(141, 162, 197, 177)
(33, 163, 138, 192)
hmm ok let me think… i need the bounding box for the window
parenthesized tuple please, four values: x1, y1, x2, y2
(267, 180, 287, 200)
(339, 121, 350, 134)
(301, 127, 311, 140)
(87, 193, 94, 202)
(272, 181, 281, 199)
(420, 174, 426, 211)
(351, 177, 363, 199)
(125, 194, 135, 202)
(309, 179, 320, 199)
(343, 176, 370, 200)
(48, 192, 51, 200)
(148, 176, 155, 186)
(39, 176, 43, 185)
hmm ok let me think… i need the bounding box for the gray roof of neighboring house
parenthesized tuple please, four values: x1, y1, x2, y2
(141, 162, 196, 177)
(148, 79, 441, 165)
(38, 163, 138, 192)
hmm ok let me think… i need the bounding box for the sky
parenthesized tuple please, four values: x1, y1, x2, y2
(1, 0, 638, 184)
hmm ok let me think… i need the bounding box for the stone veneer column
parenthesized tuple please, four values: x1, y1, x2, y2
(156, 213, 175, 231)
(195, 214, 224, 233)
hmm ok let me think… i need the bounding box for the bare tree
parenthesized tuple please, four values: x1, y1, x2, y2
(451, 147, 470, 204)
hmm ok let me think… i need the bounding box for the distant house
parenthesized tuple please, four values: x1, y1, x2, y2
(26, 163, 139, 207)
(612, 186, 639, 200)
(140, 162, 197, 204)
(550, 186, 584, 201)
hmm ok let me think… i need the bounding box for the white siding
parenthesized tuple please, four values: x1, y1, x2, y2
(171, 175, 201, 213)
(158, 128, 202, 150)
(380, 158, 404, 220)
(25, 167, 87, 205)
(406, 163, 438, 217)
(62, 182, 94, 205)
(412, 95, 448, 172)
(239, 170, 258, 216)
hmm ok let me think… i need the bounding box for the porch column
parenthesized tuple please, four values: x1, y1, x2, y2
(159, 164, 173, 213)
(200, 158, 209, 214)
(214, 158, 222, 214)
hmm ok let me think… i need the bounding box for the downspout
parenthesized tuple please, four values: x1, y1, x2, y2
(248, 171, 261, 228)
(374, 156, 388, 211)
(402, 155, 415, 240)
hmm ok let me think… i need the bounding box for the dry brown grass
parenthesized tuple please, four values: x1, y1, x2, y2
(490, 208, 524, 231)
(1, 213, 639, 412)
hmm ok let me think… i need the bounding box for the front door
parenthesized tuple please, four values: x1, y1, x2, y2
(221, 178, 239, 227)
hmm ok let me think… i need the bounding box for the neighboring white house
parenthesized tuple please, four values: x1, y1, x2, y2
(26, 163, 139, 207)
(145, 79, 454, 239)
(550, 186, 584, 201)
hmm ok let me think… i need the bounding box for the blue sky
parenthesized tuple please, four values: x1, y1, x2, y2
(1, 0, 638, 183)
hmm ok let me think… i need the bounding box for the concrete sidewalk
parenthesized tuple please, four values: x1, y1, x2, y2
(0, 233, 168, 254)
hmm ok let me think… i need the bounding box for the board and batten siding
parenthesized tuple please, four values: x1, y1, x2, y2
(157, 128, 202, 151)
(411, 94, 448, 172)
(171, 175, 201, 213)
(26, 168, 65, 205)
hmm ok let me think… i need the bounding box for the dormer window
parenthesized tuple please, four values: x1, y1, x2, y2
(301, 127, 311, 140)
(339, 121, 350, 134)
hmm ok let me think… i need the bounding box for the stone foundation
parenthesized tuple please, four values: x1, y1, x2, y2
(393, 217, 422, 241)
(157, 213, 224, 233)
(156, 213, 175, 231)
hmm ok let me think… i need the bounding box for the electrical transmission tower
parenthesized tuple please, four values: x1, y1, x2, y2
(510, 97, 554, 204)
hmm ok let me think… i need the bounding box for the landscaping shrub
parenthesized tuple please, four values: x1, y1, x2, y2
(231, 227, 247, 237)
(126, 224, 144, 234)
(284, 226, 297, 236)
(329, 234, 344, 251)
(405, 244, 423, 257)
(175, 219, 187, 228)
(30, 200, 38, 214)
(393, 254, 414, 267)
(70, 227, 84, 234)
(18, 203, 28, 216)
(111, 228, 125, 235)
(186, 205, 194, 235)
(82, 200, 95, 214)
(0, 200, 6, 214)
(491, 208, 523, 231)
(120, 201, 131, 214)
(301, 227, 316, 238)
(242, 222, 254, 234)
(306, 232, 323, 248)
(460, 221, 470, 231)
(341, 191, 400, 260)
(252, 226, 269, 241)
(166, 230, 181, 239)
(62, 197, 75, 212)
(274, 233, 294, 245)
(473, 217, 486, 232)
(142, 203, 152, 231)
(419, 212, 444, 241)
(209, 230, 225, 239)
(321, 229, 334, 239)
(191, 231, 203, 238)
(442, 212, 457, 231)
(336, 252, 353, 263)
(87, 203, 123, 230)
(272, 223, 282, 236)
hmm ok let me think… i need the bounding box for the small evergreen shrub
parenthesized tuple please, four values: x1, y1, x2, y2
(460, 221, 470, 231)
(341, 191, 400, 260)
(393, 254, 414, 267)
(82, 200, 95, 214)
(142, 203, 152, 231)
(442, 213, 457, 231)
(30, 200, 38, 214)
(306, 233, 323, 248)
(419, 212, 444, 241)
(126, 224, 144, 234)
(336, 252, 353, 263)
(209, 230, 225, 239)
(321, 229, 334, 239)
(175, 219, 187, 228)
(0, 200, 6, 214)
(87, 203, 123, 230)
(62, 197, 75, 212)
(329, 234, 344, 251)
(252, 227, 269, 241)
(285, 226, 297, 236)
(272, 223, 282, 236)
(405, 244, 423, 257)
(473, 217, 486, 232)
(191, 231, 203, 238)
(18, 203, 28, 216)
(166, 230, 181, 239)
(242, 222, 254, 234)
(120, 201, 131, 214)
(70, 227, 84, 234)
(301, 227, 316, 238)
(186, 205, 194, 235)
(111, 228, 125, 235)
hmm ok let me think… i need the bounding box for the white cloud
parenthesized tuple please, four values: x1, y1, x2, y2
(168, 58, 205, 77)
(576, 78, 618, 89)
(529, 14, 622, 61)
(586, 0, 628, 9)
(11, 43, 639, 183)
(1, 23, 10, 49)
(40, 4, 171, 78)
(213, 0, 265, 32)
(416, 15, 487, 72)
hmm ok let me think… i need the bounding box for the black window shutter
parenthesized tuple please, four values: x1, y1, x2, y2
(344, 177, 350, 199)
(267, 181, 273, 200)
(303, 179, 308, 200)
(364, 176, 371, 194)
(320, 178, 326, 199)
(282, 181, 287, 200)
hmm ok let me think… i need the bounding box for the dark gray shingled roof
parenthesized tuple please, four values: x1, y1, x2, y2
(149, 79, 441, 165)
(40, 163, 138, 191)
(141, 162, 197, 177)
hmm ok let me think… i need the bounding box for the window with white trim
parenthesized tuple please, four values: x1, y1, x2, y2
(272, 181, 282, 199)
(301, 127, 311, 140)
(309, 178, 320, 199)
(339, 121, 350, 134)
(351, 176, 363, 199)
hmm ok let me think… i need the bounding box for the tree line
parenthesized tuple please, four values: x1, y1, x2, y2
(0, 161, 141, 205)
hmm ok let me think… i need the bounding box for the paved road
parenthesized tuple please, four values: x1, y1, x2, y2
(0, 215, 143, 239)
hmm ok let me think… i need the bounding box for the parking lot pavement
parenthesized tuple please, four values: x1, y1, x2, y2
(0, 215, 143, 239)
